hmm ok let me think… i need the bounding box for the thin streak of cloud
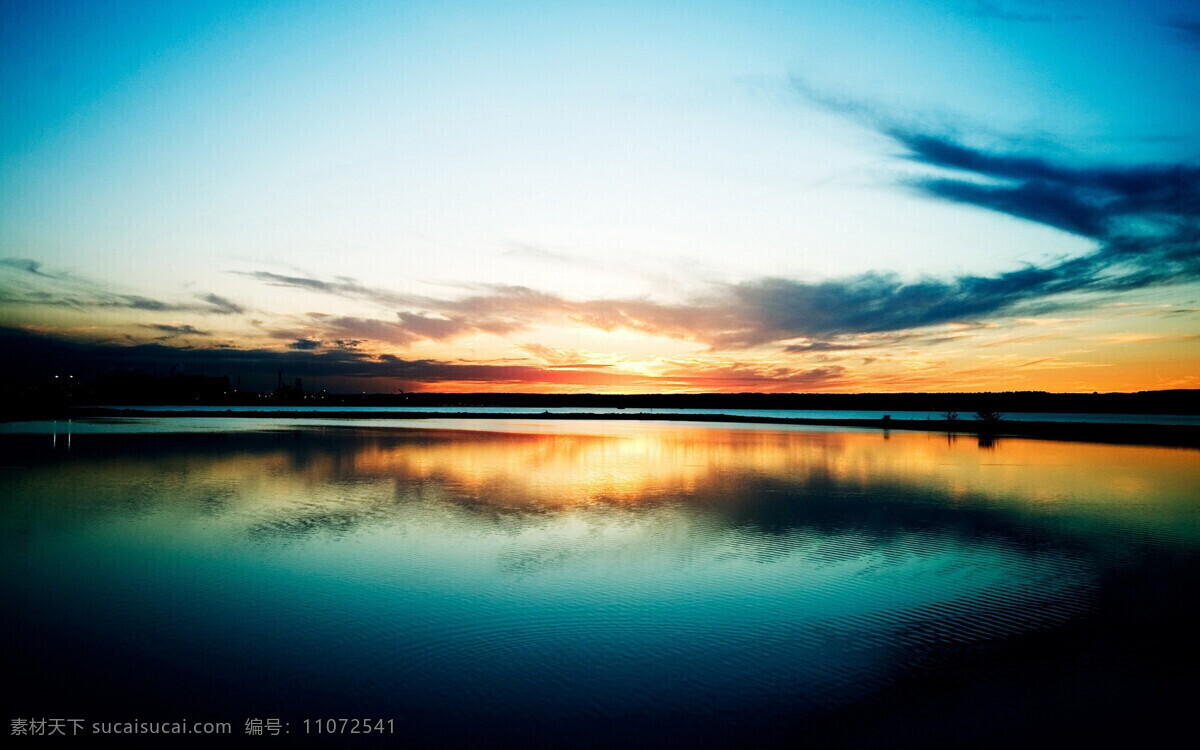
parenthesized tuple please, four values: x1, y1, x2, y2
(519, 343, 591, 366)
(1, 259, 246, 316)
(654, 363, 849, 391)
(197, 293, 244, 315)
(141, 323, 213, 338)
(0, 257, 55, 277)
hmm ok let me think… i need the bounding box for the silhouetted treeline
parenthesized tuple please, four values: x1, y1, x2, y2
(2, 368, 1197, 417)
(331, 390, 1200, 414)
(1, 371, 236, 413)
(0, 369, 337, 416)
(93, 372, 232, 403)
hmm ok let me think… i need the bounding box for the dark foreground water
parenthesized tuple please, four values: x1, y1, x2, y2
(3, 418, 1198, 746)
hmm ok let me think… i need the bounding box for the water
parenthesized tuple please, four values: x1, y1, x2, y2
(3, 418, 1198, 746)
(83, 404, 1200, 425)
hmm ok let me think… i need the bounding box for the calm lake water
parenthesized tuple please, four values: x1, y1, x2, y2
(3, 418, 1198, 746)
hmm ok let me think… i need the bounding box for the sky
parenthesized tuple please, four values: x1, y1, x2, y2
(1, 0, 1198, 393)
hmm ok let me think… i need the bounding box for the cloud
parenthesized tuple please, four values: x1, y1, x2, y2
(707, 128, 1198, 346)
(288, 338, 322, 350)
(236, 270, 413, 307)
(2, 327, 866, 392)
(654, 363, 849, 391)
(396, 311, 491, 339)
(197, 293, 244, 315)
(781, 331, 968, 353)
(141, 324, 213, 338)
(239, 271, 550, 345)
(0, 327, 660, 391)
(240, 271, 558, 328)
(783, 341, 878, 353)
(917, 178, 1107, 237)
(308, 315, 418, 346)
(1, 259, 246, 316)
(298, 312, 484, 347)
(0, 287, 202, 313)
(235, 114, 1199, 351)
(237, 229, 1192, 354)
(225, 103, 1197, 357)
(0, 257, 54, 277)
(891, 129, 1200, 240)
(771, 89, 1200, 337)
(519, 343, 591, 366)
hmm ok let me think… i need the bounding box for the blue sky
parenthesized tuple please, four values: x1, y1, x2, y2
(2, 0, 1198, 392)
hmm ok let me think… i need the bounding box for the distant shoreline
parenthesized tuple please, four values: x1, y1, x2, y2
(6, 390, 1198, 416)
(17, 408, 1199, 448)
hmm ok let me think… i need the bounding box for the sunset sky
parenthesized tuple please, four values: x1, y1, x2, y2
(2, 0, 1198, 393)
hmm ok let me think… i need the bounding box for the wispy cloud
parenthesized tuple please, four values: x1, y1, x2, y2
(237, 237, 1195, 354)
(782, 331, 971, 353)
(0, 258, 54, 277)
(140, 323, 213, 339)
(891, 129, 1200, 240)
(197, 293, 244, 315)
(1, 257, 246, 315)
(229, 111, 1198, 355)
(0, 327, 659, 390)
(653, 362, 849, 391)
(11, 91, 1198, 385)
(235, 271, 413, 307)
(519, 343, 595, 367)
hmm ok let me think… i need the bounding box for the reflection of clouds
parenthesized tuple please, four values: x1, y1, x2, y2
(3, 421, 1194, 739)
(3, 423, 1197, 552)
(7, 420, 1189, 685)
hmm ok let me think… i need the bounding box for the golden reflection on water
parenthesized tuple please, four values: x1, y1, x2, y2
(7, 420, 1199, 543)
(279, 423, 1197, 507)
(6, 418, 1198, 731)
